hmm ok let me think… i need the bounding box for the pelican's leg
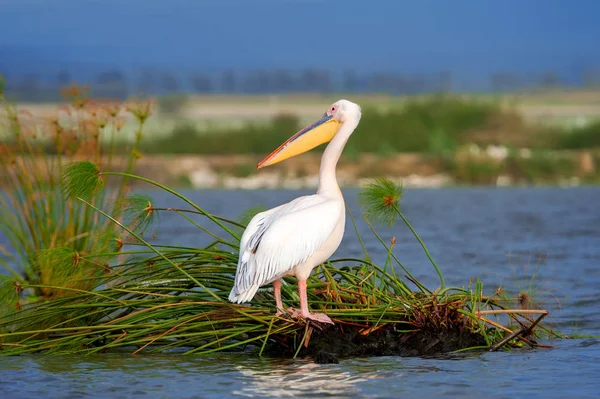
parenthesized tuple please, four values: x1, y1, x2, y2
(290, 279, 333, 324)
(273, 279, 284, 316)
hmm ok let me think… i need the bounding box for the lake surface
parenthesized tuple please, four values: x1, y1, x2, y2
(1, 187, 600, 398)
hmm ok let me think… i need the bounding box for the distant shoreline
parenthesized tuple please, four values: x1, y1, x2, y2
(142, 150, 599, 189)
(3, 150, 596, 190)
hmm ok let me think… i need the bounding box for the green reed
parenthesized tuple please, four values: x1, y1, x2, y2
(0, 83, 153, 303)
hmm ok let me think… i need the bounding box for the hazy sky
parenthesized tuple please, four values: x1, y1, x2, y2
(1, 0, 599, 76)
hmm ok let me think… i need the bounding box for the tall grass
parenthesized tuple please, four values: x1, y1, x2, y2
(556, 121, 600, 149)
(0, 161, 556, 357)
(0, 84, 153, 302)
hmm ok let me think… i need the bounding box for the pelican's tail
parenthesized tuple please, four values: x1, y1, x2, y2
(228, 284, 260, 304)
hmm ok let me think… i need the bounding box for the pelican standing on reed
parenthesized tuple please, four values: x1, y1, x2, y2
(228, 100, 362, 324)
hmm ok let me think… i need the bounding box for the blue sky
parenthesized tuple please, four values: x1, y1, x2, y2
(1, 0, 599, 80)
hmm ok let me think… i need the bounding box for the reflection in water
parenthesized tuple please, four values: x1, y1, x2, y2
(232, 359, 376, 397)
(230, 356, 461, 397)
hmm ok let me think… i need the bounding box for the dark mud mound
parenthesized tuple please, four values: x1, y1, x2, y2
(273, 325, 487, 364)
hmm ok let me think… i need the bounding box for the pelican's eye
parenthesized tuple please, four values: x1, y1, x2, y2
(327, 105, 338, 116)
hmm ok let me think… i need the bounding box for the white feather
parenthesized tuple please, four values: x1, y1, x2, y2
(229, 194, 342, 303)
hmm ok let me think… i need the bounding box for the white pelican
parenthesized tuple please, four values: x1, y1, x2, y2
(229, 99, 362, 324)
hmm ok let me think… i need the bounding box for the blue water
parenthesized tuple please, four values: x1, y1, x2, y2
(1, 187, 600, 398)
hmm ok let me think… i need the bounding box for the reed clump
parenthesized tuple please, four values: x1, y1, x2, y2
(0, 159, 557, 360)
(0, 83, 154, 302)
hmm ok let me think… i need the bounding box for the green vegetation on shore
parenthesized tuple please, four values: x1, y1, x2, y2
(140, 95, 600, 185)
(141, 94, 600, 155)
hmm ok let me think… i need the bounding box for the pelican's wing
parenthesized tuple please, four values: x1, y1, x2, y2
(229, 195, 342, 303)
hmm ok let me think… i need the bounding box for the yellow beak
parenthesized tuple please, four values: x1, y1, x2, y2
(257, 114, 342, 169)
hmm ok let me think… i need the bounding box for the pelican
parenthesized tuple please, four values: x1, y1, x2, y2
(228, 99, 362, 324)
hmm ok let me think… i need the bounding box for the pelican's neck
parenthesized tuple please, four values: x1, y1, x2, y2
(317, 120, 358, 198)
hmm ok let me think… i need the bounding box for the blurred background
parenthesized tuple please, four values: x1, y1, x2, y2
(1, 0, 599, 188)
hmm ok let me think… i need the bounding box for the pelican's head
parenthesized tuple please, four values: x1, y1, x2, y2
(257, 99, 361, 169)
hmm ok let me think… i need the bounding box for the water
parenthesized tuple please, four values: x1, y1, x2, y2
(1, 187, 599, 398)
